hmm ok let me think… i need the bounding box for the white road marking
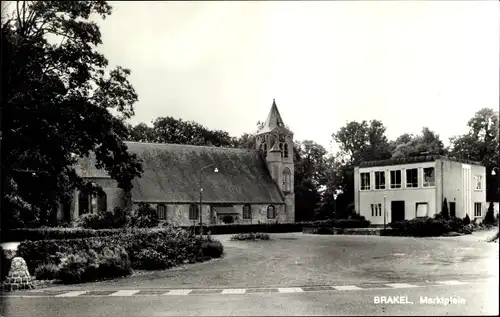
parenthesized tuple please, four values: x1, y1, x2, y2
(164, 289, 192, 295)
(109, 290, 140, 296)
(277, 288, 304, 293)
(332, 285, 362, 291)
(221, 288, 246, 294)
(55, 291, 88, 297)
(385, 283, 419, 288)
(436, 280, 468, 285)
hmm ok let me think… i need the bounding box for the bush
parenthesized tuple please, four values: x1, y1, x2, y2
(17, 227, 224, 282)
(129, 203, 159, 228)
(389, 217, 452, 237)
(230, 233, 270, 240)
(463, 214, 471, 225)
(74, 207, 129, 229)
(34, 263, 59, 280)
(1, 228, 124, 242)
(484, 202, 496, 225)
(186, 223, 302, 235)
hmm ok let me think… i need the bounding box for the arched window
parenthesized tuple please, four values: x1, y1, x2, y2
(279, 143, 283, 158)
(189, 204, 199, 220)
(282, 167, 292, 192)
(97, 192, 107, 212)
(157, 204, 167, 220)
(78, 192, 90, 215)
(242, 204, 251, 219)
(267, 205, 276, 219)
(263, 143, 267, 155)
(284, 143, 289, 158)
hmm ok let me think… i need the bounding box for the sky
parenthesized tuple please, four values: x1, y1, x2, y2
(15, 1, 500, 153)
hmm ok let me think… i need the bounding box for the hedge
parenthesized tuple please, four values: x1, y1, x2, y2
(0, 228, 125, 242)
(298, 219, 371, 228)
(388, 217, 470, 237)
(183, 223, 303, 235)
(17, 227, 224, 284)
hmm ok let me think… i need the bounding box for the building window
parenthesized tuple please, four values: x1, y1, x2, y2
(78, 192, 91, 215)
(264, 143, 267, 156)
(474, 202, 482, 218)
(157, 204, 167, 220)
(284, 143, 289, 158)
(242, 204, 251, 219)
(282, 167, 292, 192)
(423, 167, 435, 187)
(360, 172, 371, 190)
(267, 205, 276, 219)
(374, 171, 386, 190)
(371, 203, 382, 216)
(390, 170, 401, 189)
(279, 143, 284, 157)
(189, 204, 199, 220)
(406, 168, 418, 188)
(97, 192, 107, 212)
(474, 176, 482, 190)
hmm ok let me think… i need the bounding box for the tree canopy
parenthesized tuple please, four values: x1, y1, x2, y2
(2, 1, 142, 227)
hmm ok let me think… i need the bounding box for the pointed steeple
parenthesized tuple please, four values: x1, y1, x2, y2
(257, 99, 290, 135)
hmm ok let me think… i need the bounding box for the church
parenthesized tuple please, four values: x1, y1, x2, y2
(59, 100, 295, 226)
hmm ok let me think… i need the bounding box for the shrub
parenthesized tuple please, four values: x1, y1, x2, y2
(484, 202, 496, 225)
(34, 263, 59, 280)
(463, 214, 471, 225)
(57, 250, 101, 284)
(129, 203, 159, 228)
(187, 223, 302, 235)
(17, 227, 224, 282)
(201, 240, 224, 258)
(389, 217, 452, 237)
(230, 233, 271, 240)
(313, 227, 334, 235)
(74, 207, 129, 229)
(98, 246, 132, 279)
(1, 228, 124, 242)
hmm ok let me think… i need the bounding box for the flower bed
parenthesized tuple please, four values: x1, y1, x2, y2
(230, 233, 270, 240)
(17, 227, 224, 284)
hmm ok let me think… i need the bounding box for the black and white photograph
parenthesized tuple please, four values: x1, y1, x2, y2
(0, 1, 499, 316)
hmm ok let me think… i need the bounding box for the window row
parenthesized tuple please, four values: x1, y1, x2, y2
(360, 167, 435, 191)
(155, 204, 277, 220)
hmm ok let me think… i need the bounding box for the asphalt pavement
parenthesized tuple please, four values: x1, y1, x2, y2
(1, 230, 498, 316)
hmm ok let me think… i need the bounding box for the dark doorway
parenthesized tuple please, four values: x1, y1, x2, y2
(391, 201, 405, 222)
(222, 215, 234, 224)
(449, 202, 456, 218)
(63, 202, 71, 222)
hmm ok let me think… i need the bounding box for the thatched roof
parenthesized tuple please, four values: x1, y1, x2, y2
(358, 155, 483, 168)
(76, 142, 285, 204)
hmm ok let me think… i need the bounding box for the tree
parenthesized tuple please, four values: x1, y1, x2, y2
(293, 141, 328, 221)
(483, 202, 495, 225)
(450, 108, 500, 201)
(392, 127, 447, 159)
(2, 1, 143, 227)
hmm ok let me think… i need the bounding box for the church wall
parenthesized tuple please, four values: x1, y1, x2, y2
(135, 203, 288, 226)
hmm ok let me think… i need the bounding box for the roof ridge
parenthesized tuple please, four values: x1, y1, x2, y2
(124, 141, 256, 152)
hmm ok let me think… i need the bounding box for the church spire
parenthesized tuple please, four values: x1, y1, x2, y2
(257, 99, 287, 135)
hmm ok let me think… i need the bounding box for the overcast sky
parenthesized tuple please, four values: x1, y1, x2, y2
(51, 1, 500, 152)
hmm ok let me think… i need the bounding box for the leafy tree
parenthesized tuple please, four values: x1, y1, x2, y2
(450, 108, 500, 201)
(2, 1, 143, 227)
(332, 120, 392, 165)
(392, 127, 447, 159)
(293, 141, 328, 221)
(463, 214, 471, 226)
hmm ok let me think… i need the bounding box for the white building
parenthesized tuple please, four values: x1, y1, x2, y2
(354, 156, 487, 226)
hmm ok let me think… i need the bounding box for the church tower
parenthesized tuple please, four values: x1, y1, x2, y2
(256, 99, 295, 222)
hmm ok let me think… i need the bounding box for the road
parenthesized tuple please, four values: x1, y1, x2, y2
(1, 230, 498, 316)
